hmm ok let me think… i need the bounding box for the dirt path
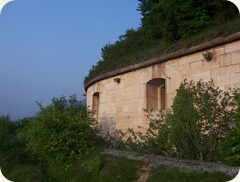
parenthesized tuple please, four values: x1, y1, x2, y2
(102, 149, 239, 177)
(134, 164, 152, 182)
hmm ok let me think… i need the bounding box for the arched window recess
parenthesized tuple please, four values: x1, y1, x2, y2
(146, 78, 166, 111)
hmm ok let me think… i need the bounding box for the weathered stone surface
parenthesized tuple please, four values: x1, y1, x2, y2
(220, 54, 231, 67)
(86, 38, 240, 132)
(225, 41, 240, 53)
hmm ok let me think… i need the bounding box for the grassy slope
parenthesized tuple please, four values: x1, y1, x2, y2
(1, 155, 143, 182)
(1, 154, 233, 182)
(85, 17, 240, 85)
(148, 165, 232, 182)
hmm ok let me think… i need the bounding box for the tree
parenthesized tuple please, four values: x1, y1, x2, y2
(138, 0, 238, 40)
(137, 0, 159, 16)
(20, 95, 103, 166)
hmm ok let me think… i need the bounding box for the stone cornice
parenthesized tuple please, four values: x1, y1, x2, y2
(85, 32, 240, 91)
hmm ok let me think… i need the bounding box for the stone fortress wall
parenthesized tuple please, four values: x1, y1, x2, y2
(85, 32, 240, 134)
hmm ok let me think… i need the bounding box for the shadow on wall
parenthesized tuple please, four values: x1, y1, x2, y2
(100, 114, 120, 148)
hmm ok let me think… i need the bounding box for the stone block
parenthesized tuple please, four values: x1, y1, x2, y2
(138, 71, 149, 84)
(108, 94, 117, 103)
(224, 84, 234, 92)
(177, 64, 190, 76)
(138, 99, 146, 112)
(230, 51, 240, 65)
(227, 64, 240, 74)
(225, 40, 240, 53)
(106, 95, 111, 103)
(167, 77, 182, 94)
(210, 67, 226, 78)
(230, 73, 240, 84)
(167, 58, 179, 67)
(123, 104, 129, 113)
(190, 52, 203, 61)
(106, 82, 115, 91)
(166, 92, 176, 108)
(219, 54, 231, 67)
(106, 103, 116, 114)
(178, 57, 189, 66)
(182, 74, 193, 82)
(214, 46, 225, 56)
(192, 70, 211, 81)
(151, 64, 162, 78)
(129, 101, 138, 112)
(233, 83, 240, 88)
(190, 60, 203, 72)
(216, 75, 230, 86)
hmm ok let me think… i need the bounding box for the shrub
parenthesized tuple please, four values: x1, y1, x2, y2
(121, 80, 240, 164)
(0, 116, 31, 164)
(20, 95, 104, 166)
(167, 80, 232, 161)
(218, 89, 240, 166)
(120, 110, 170, 155)
(85, 155, 103, 173)
(0, 115, 15, 154)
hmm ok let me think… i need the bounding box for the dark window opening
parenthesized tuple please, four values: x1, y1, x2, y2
(93, 92, 100, 116)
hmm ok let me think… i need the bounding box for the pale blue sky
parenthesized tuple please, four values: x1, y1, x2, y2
(0, 0, 141, 120)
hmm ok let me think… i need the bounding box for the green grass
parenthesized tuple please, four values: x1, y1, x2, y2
(1, 155, 143, 182)
(147, 165, 233, 182)
(85, 17, 240, 86)
(0, 154, 234, 182)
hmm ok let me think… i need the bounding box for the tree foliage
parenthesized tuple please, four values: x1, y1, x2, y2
(139, 0, 238, 40)
(0, 116, 32, 164)
(84, 1, 239, 85)
(84, 28, 153, 84)
(0, 115, 15, 154)
(20, 95, 103, 166)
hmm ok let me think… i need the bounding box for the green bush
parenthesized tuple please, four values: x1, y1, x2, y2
(120, 110, 170, 155)
(20, 95, 104, 166)
(218, 89, 240, 166)
(0, 115, 15, 153)
(85, 154, 103, 173)
(121, 80, 240, 165)
(0, 116, 31, 164)
(167, 80, 232, 161)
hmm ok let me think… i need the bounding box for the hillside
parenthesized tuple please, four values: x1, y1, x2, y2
(84, 0, 240, 86)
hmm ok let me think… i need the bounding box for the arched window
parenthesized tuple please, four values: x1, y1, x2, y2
(92, 92, 100, 116)
(146, 78, 166, 111)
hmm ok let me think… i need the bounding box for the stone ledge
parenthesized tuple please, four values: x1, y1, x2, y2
(102, 149, 239, 177)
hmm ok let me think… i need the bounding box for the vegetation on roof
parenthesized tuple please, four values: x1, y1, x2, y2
(84, 0, 240, 86)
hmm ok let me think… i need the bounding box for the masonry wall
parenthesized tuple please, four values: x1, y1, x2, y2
(86, 39, 240, 134)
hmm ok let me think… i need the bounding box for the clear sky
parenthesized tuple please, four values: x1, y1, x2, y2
(0, 0, 141, 120)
